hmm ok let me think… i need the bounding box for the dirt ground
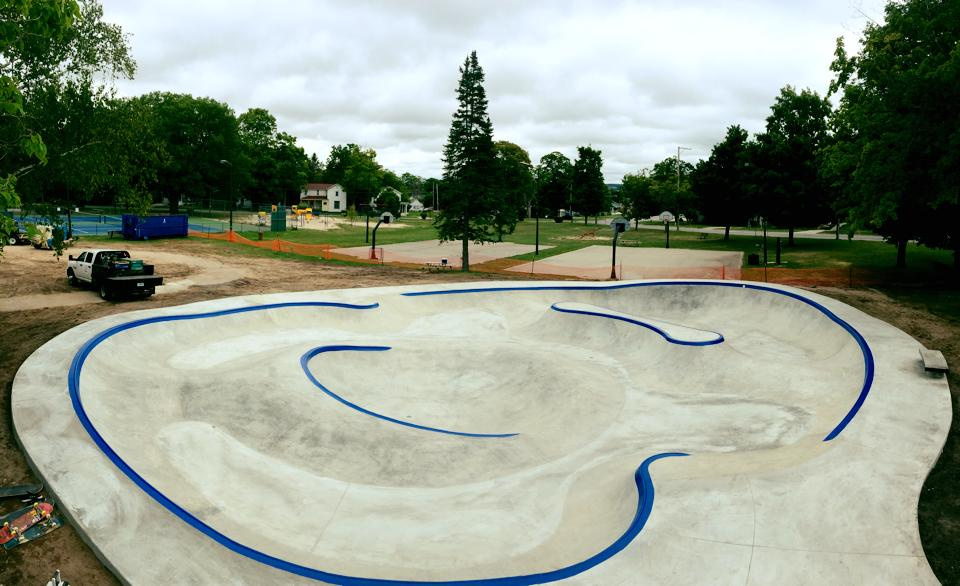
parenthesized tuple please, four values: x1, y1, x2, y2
(0, 240, 955, 584)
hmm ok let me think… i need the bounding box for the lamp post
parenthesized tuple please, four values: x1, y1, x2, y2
(675, 146, 691, 231)
(519, 161, 539, 255)
(219, 159, 234, 235)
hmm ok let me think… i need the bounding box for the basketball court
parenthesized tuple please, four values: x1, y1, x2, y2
(508, 245, 743, 280)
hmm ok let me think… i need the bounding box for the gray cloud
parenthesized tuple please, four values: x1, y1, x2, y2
(101, 0, 886, 182)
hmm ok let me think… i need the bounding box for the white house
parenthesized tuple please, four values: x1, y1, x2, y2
(408, 197, 425, 212)
(300, 183, 347, 212)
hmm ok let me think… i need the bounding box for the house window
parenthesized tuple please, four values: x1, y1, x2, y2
(334, 200, 340, 210)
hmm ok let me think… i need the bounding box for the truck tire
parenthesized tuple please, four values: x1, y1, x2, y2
(99, 283, 111, 300)
(67, 271, 78, 287)
(6, 236, 16, 246)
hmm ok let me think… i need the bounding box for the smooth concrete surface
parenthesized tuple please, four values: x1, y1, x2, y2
(11, 280, 950, 584)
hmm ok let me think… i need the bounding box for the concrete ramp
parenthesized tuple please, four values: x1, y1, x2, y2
(12, 281, 950, 584)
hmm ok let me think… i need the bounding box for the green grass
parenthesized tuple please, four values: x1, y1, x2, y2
(248, 217, 953, 272)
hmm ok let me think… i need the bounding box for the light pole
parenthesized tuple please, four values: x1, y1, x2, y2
(675, 146, 691, 231)
(519, 161, 539, 255)
(219, 159, 234, 235)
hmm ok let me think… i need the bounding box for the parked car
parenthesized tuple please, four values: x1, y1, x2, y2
(2, 220, 32, 245)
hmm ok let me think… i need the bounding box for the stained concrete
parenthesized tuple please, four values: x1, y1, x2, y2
(11, 280, 950, 584)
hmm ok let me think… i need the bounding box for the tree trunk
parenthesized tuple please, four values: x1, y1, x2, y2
(788, 225, 795, 246)
(896, 238, 907, 268)
(724, 225, 730, 241)
(584, 215, 587, 225)
(835, 215, 840, 241)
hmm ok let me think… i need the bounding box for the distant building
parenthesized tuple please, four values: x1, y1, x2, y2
(407, 197, 425, 213)
(300, 183, 346, 212)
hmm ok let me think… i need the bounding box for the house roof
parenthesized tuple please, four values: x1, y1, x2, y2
(303, 183, 339, 190)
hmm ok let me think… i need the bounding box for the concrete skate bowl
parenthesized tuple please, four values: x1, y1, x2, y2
(12, 281, 951, 584)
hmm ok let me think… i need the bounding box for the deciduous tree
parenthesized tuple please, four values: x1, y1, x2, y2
(493, 140, 534, 228)
(618, 170, 654, 228)
(691, 125, 752, 240)
(752, 86, 831, 245)
(572, 146, 607, 224)
(536, 152, 573, 217)
(829, 0, 960, 268)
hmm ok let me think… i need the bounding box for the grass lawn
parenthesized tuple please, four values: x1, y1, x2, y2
(86, 214, 955, 275)
(233, 217, 953, 273)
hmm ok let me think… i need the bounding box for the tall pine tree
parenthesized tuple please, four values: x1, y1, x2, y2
(438, 51, 511, 270)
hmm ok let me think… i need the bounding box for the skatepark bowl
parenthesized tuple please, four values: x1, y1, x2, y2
(12, 281, 951, 584)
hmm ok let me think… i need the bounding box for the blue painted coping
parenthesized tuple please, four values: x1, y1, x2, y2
(549, 303, 724, 346)
(403, 281, 875, 442)
(68, 299, 689, 584)
(300, 345, 518, 438)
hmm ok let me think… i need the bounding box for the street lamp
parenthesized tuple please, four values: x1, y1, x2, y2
(519, 161, 539, 256)
(219, 159, 234, 235)
(675, 146, 691, 231)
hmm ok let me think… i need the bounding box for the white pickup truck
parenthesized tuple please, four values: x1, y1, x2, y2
(67, 249, 163, 300)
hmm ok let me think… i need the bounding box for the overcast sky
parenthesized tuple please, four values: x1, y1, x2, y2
(100, 0, 887, 182)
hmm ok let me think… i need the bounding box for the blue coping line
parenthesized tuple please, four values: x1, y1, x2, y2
(67, 300, 690, 584)
(549, 303, 723, 346)
(402, 281, 874, 442)
(300, 345, 518, 439)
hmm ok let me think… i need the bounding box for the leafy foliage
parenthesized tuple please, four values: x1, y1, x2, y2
(690, 125, 752, 239)
(322, 143, 384, 209)
(132, 92, 244, 213)
(572, 146, 607, 223)
(618, 170, 655, 227)
(238, 108, 309, 207)
(650, 156, 695, 223)
(536, 151, 573, 217)
(1, 0, 135, 257)
(829, 0, 960, 267)
(493, 140, 534, 225)
(752, 86, 831, 244)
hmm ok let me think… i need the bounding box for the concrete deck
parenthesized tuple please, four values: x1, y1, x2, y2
(12, 281, 950, 584)
(507, 246, 743, 280)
